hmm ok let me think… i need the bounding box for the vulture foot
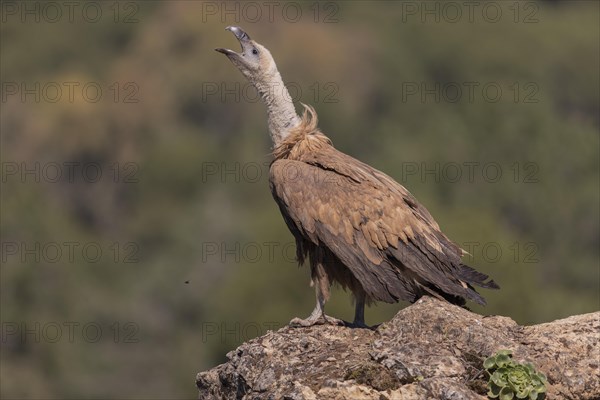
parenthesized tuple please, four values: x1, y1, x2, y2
(343, 320, 379, 330)
(288, 314, 344, 328)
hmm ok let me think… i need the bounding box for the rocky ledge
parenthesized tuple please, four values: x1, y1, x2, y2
(196, 297, 599, 399)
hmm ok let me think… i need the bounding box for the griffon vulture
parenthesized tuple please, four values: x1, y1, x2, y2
(216, 26, 498, 328)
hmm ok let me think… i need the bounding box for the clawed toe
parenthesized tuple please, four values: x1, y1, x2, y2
(343, 320, 378, 330)
(289, 314, 344, 328)
(322, 315, 345, 326)
(288, 314, 380, 329)
(288, 317, 322, 327)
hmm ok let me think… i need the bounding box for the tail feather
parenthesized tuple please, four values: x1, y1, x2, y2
(419, 283, 468, 307)
(459, 264, 500, 289)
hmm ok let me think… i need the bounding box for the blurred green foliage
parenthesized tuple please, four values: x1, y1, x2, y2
(1, 1, 598, 399)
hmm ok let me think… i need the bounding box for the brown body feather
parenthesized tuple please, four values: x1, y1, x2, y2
(269, 105, 499, 306)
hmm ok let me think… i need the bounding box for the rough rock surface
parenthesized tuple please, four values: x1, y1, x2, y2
(196, 297, 599, 399)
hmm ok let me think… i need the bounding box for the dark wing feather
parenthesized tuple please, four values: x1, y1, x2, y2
(269, 146, 498, 305)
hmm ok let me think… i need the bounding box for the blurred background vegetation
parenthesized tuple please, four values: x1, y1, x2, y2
(1, 1, 598, 399)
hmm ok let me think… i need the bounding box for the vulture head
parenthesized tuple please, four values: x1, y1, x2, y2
(215, 26, 277, 83)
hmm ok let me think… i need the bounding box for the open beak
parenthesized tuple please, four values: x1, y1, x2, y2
(215, 26, 251, 55)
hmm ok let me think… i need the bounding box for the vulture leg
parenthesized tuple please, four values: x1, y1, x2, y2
(352, 290, 367, 327)
(289, 263, 343, 327)
(346, 288, 374, 329)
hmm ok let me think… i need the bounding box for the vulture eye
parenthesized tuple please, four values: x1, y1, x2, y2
(252, 48, 258, 55)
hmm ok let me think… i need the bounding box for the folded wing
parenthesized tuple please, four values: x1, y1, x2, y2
(269, 146, 498, 305)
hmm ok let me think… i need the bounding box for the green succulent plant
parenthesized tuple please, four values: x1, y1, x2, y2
(484, 350, 547, 400)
